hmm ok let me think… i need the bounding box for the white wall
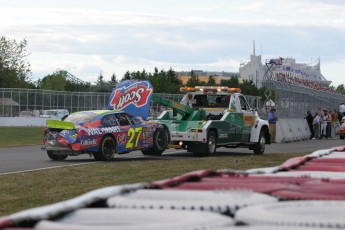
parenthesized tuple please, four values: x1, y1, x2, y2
(0, 117, 52, 126)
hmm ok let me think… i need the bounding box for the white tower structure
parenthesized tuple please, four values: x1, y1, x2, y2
(239, 41, 266, 87)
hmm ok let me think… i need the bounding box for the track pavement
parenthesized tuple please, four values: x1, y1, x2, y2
(0, 138, 344, 175)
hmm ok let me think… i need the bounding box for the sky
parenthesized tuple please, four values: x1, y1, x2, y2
(1, 0, 344, 87)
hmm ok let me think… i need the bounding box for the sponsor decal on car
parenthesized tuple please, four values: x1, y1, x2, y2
(85, 127, 122, 136)
(81, 139, 97, 146)
(117, 134, 127, 145)
(108, 80, 153, 119)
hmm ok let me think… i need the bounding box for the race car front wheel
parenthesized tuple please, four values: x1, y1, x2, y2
(97, 136, 116, 161)
(47, 150, 68, 161)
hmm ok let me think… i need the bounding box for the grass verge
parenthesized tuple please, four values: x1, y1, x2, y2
(0, 127, 43, 147)
(0, 152, 305, 216)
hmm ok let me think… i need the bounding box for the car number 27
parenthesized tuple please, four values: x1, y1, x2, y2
(126, 127, 143, 148)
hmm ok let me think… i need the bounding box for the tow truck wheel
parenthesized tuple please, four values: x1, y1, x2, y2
(98, 136, 116, 161)
(141, 128, 169, 156)
(47, 150, 68, 161)
(193, 131, 217, 157)
(253, 130, 266, 155)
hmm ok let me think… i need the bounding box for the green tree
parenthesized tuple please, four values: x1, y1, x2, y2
(186, 70, 201, 87)
(110, 73, 118, 84)
(37, 69, 90, 91)
(0, 36, 34, 88)
(38, 70, 67, 91)
(220, 77, 240, 88)
(336, 84, 345, 95)
(206, 75, 217, 86)
(121, 71, 131, 81)
(240, 80, 259, 96)
(149, 67, 182, 93)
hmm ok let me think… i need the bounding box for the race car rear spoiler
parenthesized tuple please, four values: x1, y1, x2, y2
(46, 120, 76, 130)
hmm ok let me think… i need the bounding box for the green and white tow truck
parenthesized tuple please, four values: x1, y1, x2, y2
(152, 86, 270, 156)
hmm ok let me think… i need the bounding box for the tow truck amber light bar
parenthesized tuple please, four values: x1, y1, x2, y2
(180, 86, 241, 93)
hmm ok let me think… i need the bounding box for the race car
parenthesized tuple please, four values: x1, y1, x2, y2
(43, 110, 170, 161)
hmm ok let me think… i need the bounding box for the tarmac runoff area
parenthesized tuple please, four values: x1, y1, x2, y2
(217, 137, 345, 155)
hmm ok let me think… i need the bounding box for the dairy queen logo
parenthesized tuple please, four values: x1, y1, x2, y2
(109, 82, 152, 110)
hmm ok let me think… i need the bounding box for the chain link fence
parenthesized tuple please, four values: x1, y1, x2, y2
(4, 83, 342, 119)
(263, 80, 345, 118)
(0, 88, 188, 117)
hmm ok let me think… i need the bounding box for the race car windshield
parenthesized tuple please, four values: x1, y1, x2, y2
(64, 112, 99, 125)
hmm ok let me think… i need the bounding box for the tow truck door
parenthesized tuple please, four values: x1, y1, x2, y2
(238, 95, 256, 142)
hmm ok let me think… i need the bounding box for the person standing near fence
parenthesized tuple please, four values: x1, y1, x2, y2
(306, 111, 314, 139)
(268, 107, 278, 143)
(312, 111, 320, 140)
(331, 109, 339, 140)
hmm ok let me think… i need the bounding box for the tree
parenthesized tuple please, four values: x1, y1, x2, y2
(337, 84, 345, 95)
(37, 69, 91, 91)
(0, 36, 34, 88)
(240, 79, 259, 96)
(38, 70, 67, 91)
(110, 73, 117, 83)
(121, 71, 131, 81)
(149, 67, 182, 93)
(220, 77, 240, 88)
(186, 70, 201, 87)
(206, 75, 217, 86)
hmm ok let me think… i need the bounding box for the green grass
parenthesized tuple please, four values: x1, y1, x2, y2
(0, 127, 43, 147)
(0, 127, 306, 216)
(0, 153, 305, 216)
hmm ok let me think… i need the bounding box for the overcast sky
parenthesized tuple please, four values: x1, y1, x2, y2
(1, 0, 344, 87)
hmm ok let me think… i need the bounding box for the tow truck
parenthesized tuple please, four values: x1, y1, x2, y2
(152, 86, 270, 156)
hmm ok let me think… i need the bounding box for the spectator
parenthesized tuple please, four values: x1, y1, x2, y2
(321, 110, 331, 139)
(268, 107, 278, 143)
(312, 111, 320, 140)
(331, 109, 339, 140)
(339, 103, 345, 115)
(306, 111, 314, 139)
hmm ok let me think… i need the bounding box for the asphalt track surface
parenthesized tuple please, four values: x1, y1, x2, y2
(1, 138, 345, 175)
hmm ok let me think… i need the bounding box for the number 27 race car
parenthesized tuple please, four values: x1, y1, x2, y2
(43, 81, 170, 161)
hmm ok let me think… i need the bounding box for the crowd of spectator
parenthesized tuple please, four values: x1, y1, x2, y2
(274, 73, 340, 94)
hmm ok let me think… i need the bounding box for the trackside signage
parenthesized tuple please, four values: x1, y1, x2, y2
(108, 80, 153, 119)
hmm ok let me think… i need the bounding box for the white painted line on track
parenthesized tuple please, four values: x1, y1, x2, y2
(0, 162, 99, 176)
(0, 150, 188, 176)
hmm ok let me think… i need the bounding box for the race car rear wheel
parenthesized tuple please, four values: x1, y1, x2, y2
(97, 135, 116, 161)
(253, 130, 266, 155)
(141, 128, 169, 156)
(47, 150, 68, 161)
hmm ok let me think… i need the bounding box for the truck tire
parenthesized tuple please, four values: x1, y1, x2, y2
(98, 135, 116, 161)
(141, 128, 169, 156)
(253, 130, 266, 155)
(193, 131, 217, 157)
(47, 150, 68, 161)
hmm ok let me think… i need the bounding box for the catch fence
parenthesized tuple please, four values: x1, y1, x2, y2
(263, 80, 345, 118)
(2, 83, 342, 119)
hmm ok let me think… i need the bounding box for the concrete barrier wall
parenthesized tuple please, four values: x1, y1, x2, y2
(276, 118, 311, 143)
(0, 117, 52, 127)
